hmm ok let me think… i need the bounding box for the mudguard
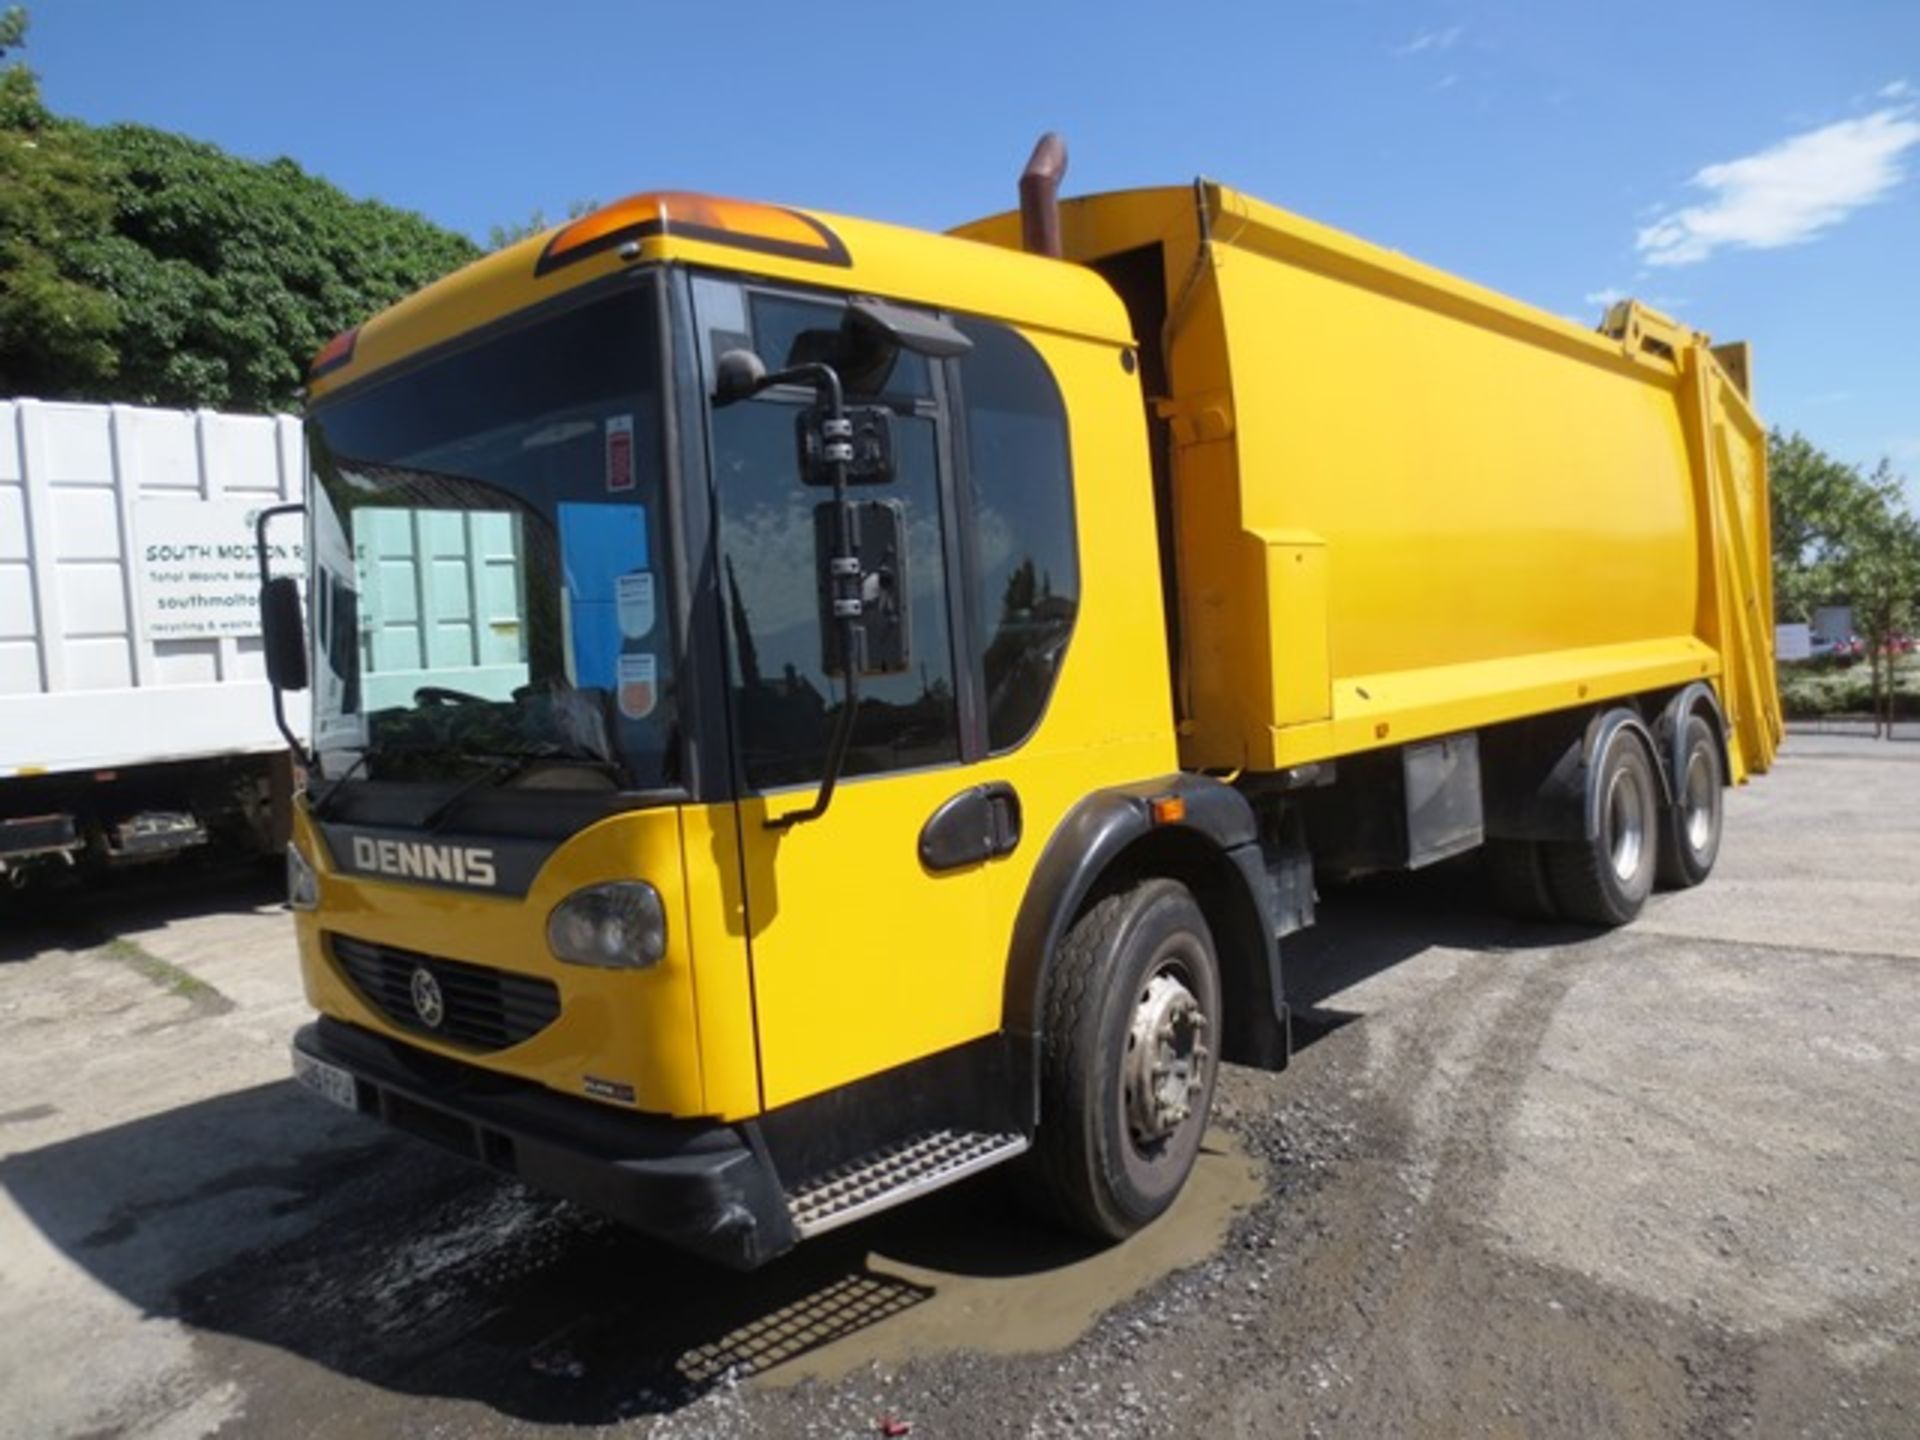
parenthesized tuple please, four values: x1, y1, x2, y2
(1655, 682, 1731, 800)
(1002, 773, 1288, 1123)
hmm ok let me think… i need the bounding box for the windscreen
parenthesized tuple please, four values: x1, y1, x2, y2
(303, 285, 677, 793)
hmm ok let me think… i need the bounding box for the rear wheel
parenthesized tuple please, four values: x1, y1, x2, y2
(1543, 723, 1660, 926)
(1029, 878, 1221, 1241)
(1657, 713, 1724, 889)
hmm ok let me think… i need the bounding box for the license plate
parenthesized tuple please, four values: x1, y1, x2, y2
(293, 1049, 360, 1112)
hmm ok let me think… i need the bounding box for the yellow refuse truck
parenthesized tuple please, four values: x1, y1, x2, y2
(269, 139, 1780, 1267)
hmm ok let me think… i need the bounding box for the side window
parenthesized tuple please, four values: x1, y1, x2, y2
(958, 320, 1078, 752)
(704, 286, 959, 790)
(747, 294, 932, 401)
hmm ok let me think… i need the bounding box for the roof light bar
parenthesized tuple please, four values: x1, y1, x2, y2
(308, 326, 360, 380)
(534, 191, 851, 276)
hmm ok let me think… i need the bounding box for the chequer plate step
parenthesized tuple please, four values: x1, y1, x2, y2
(785, 1128, 1029, 1237)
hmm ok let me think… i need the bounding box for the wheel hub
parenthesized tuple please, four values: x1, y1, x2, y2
(1123, 971, 1210, 1145)
(1684, 748, 1715, 852)
(1606, 764, 1647, 882)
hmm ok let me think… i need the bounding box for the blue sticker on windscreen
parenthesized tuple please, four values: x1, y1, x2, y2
(558, 502, 648, 690)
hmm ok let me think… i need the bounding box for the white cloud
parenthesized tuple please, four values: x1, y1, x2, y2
(1879, 80, 1913, 101)
(1396, 26, 1462, 56)
(1636, 107, 1920, 266)
(1584, 287, 1628, 308)
(1435, 73, 1460, 91)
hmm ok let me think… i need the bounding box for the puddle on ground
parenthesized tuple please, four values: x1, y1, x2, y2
(753, 1131, 1263, 1385)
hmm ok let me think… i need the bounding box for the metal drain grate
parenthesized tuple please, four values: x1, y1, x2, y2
(786, 1129, 1029, 1237)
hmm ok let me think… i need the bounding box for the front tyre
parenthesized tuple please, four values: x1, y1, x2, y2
(1030, 878, 1222, 1241)
(1656, 713, 1724, 889)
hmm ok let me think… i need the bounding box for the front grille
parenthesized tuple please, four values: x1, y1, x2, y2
(328, 933, 561, 1052)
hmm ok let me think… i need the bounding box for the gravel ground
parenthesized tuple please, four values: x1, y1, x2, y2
(1, 732, 1916, 1438)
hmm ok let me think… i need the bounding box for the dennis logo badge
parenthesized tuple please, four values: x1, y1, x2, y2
(409, 965, 446, 1029)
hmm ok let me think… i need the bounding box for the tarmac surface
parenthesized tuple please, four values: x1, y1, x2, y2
(1, 732, 1916, 1438)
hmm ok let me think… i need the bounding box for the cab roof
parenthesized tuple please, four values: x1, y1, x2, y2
(306, 191, 1134, 399)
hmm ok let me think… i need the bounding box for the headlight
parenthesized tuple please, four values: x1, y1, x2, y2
(286, 843, 319, 911)
(547, 881, 667, 969)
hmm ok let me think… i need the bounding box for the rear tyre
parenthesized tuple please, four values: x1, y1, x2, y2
(1485, 838, 1559, 920)
(1029, 878, 1221, 1242)
(1543, 724, 1660, 927)
(1656, 713, 1724, 889)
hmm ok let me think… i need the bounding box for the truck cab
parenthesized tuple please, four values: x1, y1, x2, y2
(282, 191, 1278, 1266)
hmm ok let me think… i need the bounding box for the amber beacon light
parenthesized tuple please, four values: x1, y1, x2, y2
(533, 191, 852, 276)
(308, 325, 359, 380)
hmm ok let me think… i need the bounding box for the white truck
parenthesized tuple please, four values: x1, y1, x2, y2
(0, 398, 532, 884)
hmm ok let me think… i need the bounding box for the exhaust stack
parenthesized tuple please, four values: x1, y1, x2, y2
(1019, 132, 1068, 258)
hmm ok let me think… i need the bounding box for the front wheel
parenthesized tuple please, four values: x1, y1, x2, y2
(1028, 878, 1222, 1241)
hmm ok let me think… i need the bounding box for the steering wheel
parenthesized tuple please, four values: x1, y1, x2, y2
(414, 685, 492, 707)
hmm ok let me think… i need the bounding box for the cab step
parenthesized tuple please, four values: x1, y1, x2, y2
(785, 1128, 1030, 1238)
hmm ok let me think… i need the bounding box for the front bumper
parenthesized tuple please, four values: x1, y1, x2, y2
(292, 1018, 796, 1269)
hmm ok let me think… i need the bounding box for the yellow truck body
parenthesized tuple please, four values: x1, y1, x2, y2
(279, 168, 1779, 1268)
(956, 183, 1782, 783)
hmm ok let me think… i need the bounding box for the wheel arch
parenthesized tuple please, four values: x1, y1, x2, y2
(1584, 707, 1672, 830)
(1483, 703, 1670, 844)
(1002, 775, 1289, 1126)
(1655, 682, 1732, 798)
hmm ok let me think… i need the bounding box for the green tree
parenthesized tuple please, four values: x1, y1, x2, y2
(0, 9, 480, 411)
(1770, 430, 1920, 736)
(1768, 428, 1875, 624)
(1832, 463, 1920, 737)
(74, 125, 480, 410)
(0, 11, 121, 395)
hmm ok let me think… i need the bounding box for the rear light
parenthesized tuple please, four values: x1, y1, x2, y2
(534, 192, 851, 276)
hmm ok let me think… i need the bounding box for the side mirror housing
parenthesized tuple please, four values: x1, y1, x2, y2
(713, 347, 769, 405)
(847, 297, 973, 359)
(815, 498, 910, 676)
(261, 576, 309, 693)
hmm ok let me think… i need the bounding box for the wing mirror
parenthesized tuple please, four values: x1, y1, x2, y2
(261, 576, 309, 693)
(815, 498, 909, 676)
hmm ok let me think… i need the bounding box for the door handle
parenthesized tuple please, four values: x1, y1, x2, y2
(919, 782, 1022, 872)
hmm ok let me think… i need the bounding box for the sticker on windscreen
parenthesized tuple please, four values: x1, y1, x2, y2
(605, 414, 634, 493)
(617, 652, 657, 719)
(616, 570, 655, 639)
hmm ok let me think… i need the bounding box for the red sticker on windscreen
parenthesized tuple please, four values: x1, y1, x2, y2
(617, 653, 657, 719)
(605, 415, 634, 492)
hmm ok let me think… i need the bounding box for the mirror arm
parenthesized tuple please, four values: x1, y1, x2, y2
(766, 364, 865, 832)
(255, 502, 315, 769)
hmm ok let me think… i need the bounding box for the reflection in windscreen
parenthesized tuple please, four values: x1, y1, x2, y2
(352, 506, 528, 714)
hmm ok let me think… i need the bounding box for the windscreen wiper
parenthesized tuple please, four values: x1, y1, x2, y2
(311, 749, 374, 819)
(419, 748, 618, 833)
(312, 741, 472, 819)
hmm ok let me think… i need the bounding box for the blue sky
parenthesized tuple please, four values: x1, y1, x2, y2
(32, 0, 1920, 496)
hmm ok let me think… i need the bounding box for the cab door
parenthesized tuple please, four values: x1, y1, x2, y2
(697, 278, 994, 1109)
